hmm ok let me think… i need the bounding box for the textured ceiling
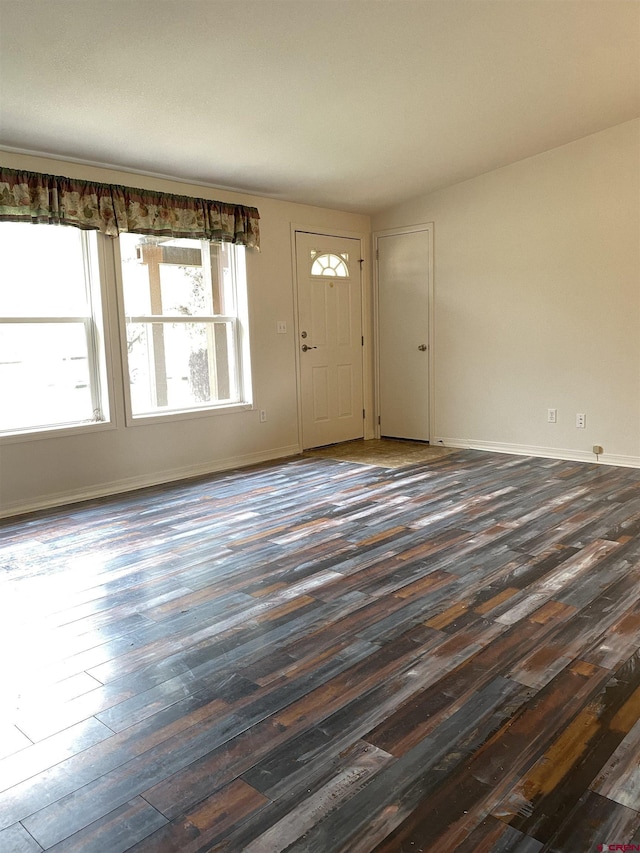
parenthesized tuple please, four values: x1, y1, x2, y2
(0, 0, 638, 213)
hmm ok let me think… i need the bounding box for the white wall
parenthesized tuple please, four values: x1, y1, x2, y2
(0, 153, 370, 516)
(2, 120, 638, 515)
(373, 120, 640, 467)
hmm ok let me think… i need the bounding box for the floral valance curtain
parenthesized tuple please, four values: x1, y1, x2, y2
(0, 167, 260, 248)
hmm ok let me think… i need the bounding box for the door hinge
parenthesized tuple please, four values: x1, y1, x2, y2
(378, 415, 381, 425)
(363, 409, 366, 419)
(376, 248, 379, 261)
(361, 336, 364, 346)
(358, 258, 364, 268)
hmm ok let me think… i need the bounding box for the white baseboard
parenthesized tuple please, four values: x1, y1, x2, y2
(0, 444, 302, 519)
(433, 437, 640, 470)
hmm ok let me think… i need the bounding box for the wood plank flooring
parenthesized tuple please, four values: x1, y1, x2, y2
(2, 447, 640, 851)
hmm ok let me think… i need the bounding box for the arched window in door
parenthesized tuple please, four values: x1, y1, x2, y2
(310, 251, 349, 277)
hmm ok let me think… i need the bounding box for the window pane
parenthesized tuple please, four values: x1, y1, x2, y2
(0, 223, 89, 316)
(0, 323, 94, 431)
(126, 321, 237, 414)
(310, 251, 349, 277)
(120, 235, 213, 316)
(159, 263, 212, 316)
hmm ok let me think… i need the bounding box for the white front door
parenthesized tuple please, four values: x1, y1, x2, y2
(295, 232, 364, 449)
(376, 227, 431, 441)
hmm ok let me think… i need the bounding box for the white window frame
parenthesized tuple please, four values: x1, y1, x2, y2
(0, 227, 115, 444)
(114, 236, 253, 426)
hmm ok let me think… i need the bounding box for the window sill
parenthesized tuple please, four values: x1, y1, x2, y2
(125, 401, 254, 428)
(0, 419, 116, 445)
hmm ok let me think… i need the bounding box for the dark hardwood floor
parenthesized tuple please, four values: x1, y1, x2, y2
(2, 447, 640, 852)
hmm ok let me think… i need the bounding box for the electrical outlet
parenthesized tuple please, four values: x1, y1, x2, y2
(276, 321, 287, 334)
(576, 413, 586, 429)
(259, 409, 267, 423)
(547, 408, 557, 424)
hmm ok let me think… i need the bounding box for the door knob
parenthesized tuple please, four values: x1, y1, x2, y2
(301, 344, 317, 352)
(418, 344, 427, 351)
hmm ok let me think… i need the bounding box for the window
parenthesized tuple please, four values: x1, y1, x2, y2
(0, 222, 110, 436)
(118, 234, 250, 418)
(310, 250, 349, 277)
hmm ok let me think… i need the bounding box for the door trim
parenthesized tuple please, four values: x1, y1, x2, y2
(373, 223, 435, 442)
(290, 224, 371, 451)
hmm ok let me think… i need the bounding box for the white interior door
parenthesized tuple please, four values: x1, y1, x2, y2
(377, 228, 431, 441)
(296, 232, 364, 449)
